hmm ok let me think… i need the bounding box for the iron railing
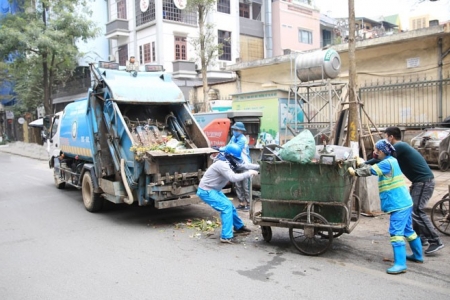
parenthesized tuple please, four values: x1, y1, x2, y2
(359, 75, 450, 129)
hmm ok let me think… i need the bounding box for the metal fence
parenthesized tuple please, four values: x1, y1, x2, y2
(359, 75, 450, 129)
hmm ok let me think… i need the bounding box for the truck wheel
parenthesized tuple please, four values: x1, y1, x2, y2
(438, 151, 450, 172)
(82, 172, 103, 212)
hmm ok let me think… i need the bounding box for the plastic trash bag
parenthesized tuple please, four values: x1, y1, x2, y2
(279, 130, 316, 163)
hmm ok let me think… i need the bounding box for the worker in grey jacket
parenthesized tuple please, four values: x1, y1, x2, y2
(197, 143, 258, 244)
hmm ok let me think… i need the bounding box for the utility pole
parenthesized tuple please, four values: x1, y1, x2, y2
(346, 0, 359, 153)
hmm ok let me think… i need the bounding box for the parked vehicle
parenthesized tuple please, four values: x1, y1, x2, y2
(193, 110, 262, 160)
(410, 128, 450, 171)
(46, 62, 215, 212)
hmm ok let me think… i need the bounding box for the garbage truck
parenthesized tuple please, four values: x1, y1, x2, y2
(46, 62, 216, 212)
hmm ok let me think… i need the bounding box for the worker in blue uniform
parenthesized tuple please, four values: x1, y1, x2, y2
(348, 139, 423, 274)
(224, 122, 252, 211)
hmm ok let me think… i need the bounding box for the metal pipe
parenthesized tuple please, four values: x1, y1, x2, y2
(264, 0, 272, 58)
(121, 158, 134, 204)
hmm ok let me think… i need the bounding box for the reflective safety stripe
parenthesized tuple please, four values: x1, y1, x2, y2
(406, 232, 418, 242)
(390, 235, 405, 243)
(60, 145, 92, 158)
(379, 175, 406, 193)
(372, 164, 383, 176)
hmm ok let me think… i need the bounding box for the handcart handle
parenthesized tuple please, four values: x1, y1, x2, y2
(319, 154, 336, 175)
(319, 154, 336, 164)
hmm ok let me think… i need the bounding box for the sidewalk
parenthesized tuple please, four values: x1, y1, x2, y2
(0, 141, 49, 161)
(1, 141, 449, 210)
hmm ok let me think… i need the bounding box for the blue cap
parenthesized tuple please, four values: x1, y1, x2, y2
(231, 122, 246, 131)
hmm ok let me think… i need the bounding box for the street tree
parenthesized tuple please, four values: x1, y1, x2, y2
(187, 0, 224, 112)
(0, 0, 100, 116)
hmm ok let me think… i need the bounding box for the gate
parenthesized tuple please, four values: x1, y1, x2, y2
(359, 75, 450, 129)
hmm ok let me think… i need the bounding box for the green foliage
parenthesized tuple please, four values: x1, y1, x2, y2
(186, 0, 223, 69)
(0, 0, 101, 115)
(186, 0, 224, 112)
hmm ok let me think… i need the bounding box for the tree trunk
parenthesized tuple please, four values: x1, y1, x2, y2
(199, 6, 209, 112)
(42, 53, 51, 116)
(41, 8, 52, 116)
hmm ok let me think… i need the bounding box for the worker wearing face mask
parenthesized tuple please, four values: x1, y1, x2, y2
(225, 122, 252, 211)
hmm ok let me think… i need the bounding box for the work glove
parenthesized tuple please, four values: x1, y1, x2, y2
(348, 167, 356, 176)
(248, 170, 259, 176)
(354, 156, 365, 167)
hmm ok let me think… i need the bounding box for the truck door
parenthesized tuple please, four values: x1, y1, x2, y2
(47, 112, 62, 159)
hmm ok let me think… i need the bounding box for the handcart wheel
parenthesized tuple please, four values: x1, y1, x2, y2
(438, 151, 450, 172)
(431, 195, 450, 236)
(317, 194, 361, 239)
(261, 226, 272, 242)
(289, 212, 333, 256)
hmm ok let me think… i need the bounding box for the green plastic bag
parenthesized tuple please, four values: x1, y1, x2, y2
(279, 130, 316, 163)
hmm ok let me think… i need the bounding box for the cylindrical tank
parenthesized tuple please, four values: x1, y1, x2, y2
(296, 49, 341, 82)
(59, 98, 94, 161)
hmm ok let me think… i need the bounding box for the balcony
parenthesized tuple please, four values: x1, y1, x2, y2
(239, 18, 264, 38)
(172, 61, 197, 79)
(105, 19, 130, 40)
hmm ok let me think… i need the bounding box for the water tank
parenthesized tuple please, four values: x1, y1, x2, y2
(295, 49, 341, 82)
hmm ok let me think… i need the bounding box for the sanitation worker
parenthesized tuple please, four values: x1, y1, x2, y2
(348, 139, 423, 274)
(197, 143, 258, 244)
(225, 122, 252, 211)
(384, 127, 444, 254)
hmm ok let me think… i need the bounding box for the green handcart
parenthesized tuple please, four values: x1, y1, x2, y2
(251, 146, 361, 256)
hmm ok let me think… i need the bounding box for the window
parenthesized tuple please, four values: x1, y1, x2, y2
(412, 17, 427, 30)
(299, 29, 312, 44)
(162, 0, 196, 25)
(118, 45, 128, 66)
(218, 30, 231, 61)
(217, 0, 230, 14)
(175, 37, 187, 60)
(322, 29, 331, 47)
(252, 3, 261, 21)
(142, 43, 151, 63)
(135, 0, 155, 26)
(51, 116, 60, 139)
(152, 42, 156, 62)
(117, 0, 127, 19)
(239, 3, 250, 18)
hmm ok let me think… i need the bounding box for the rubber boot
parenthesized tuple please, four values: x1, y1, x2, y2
(406, 238, 424, 263)
(387, 244, 407, 274)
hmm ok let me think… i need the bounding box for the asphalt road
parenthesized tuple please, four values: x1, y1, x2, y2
(1, 153, 449, 300)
